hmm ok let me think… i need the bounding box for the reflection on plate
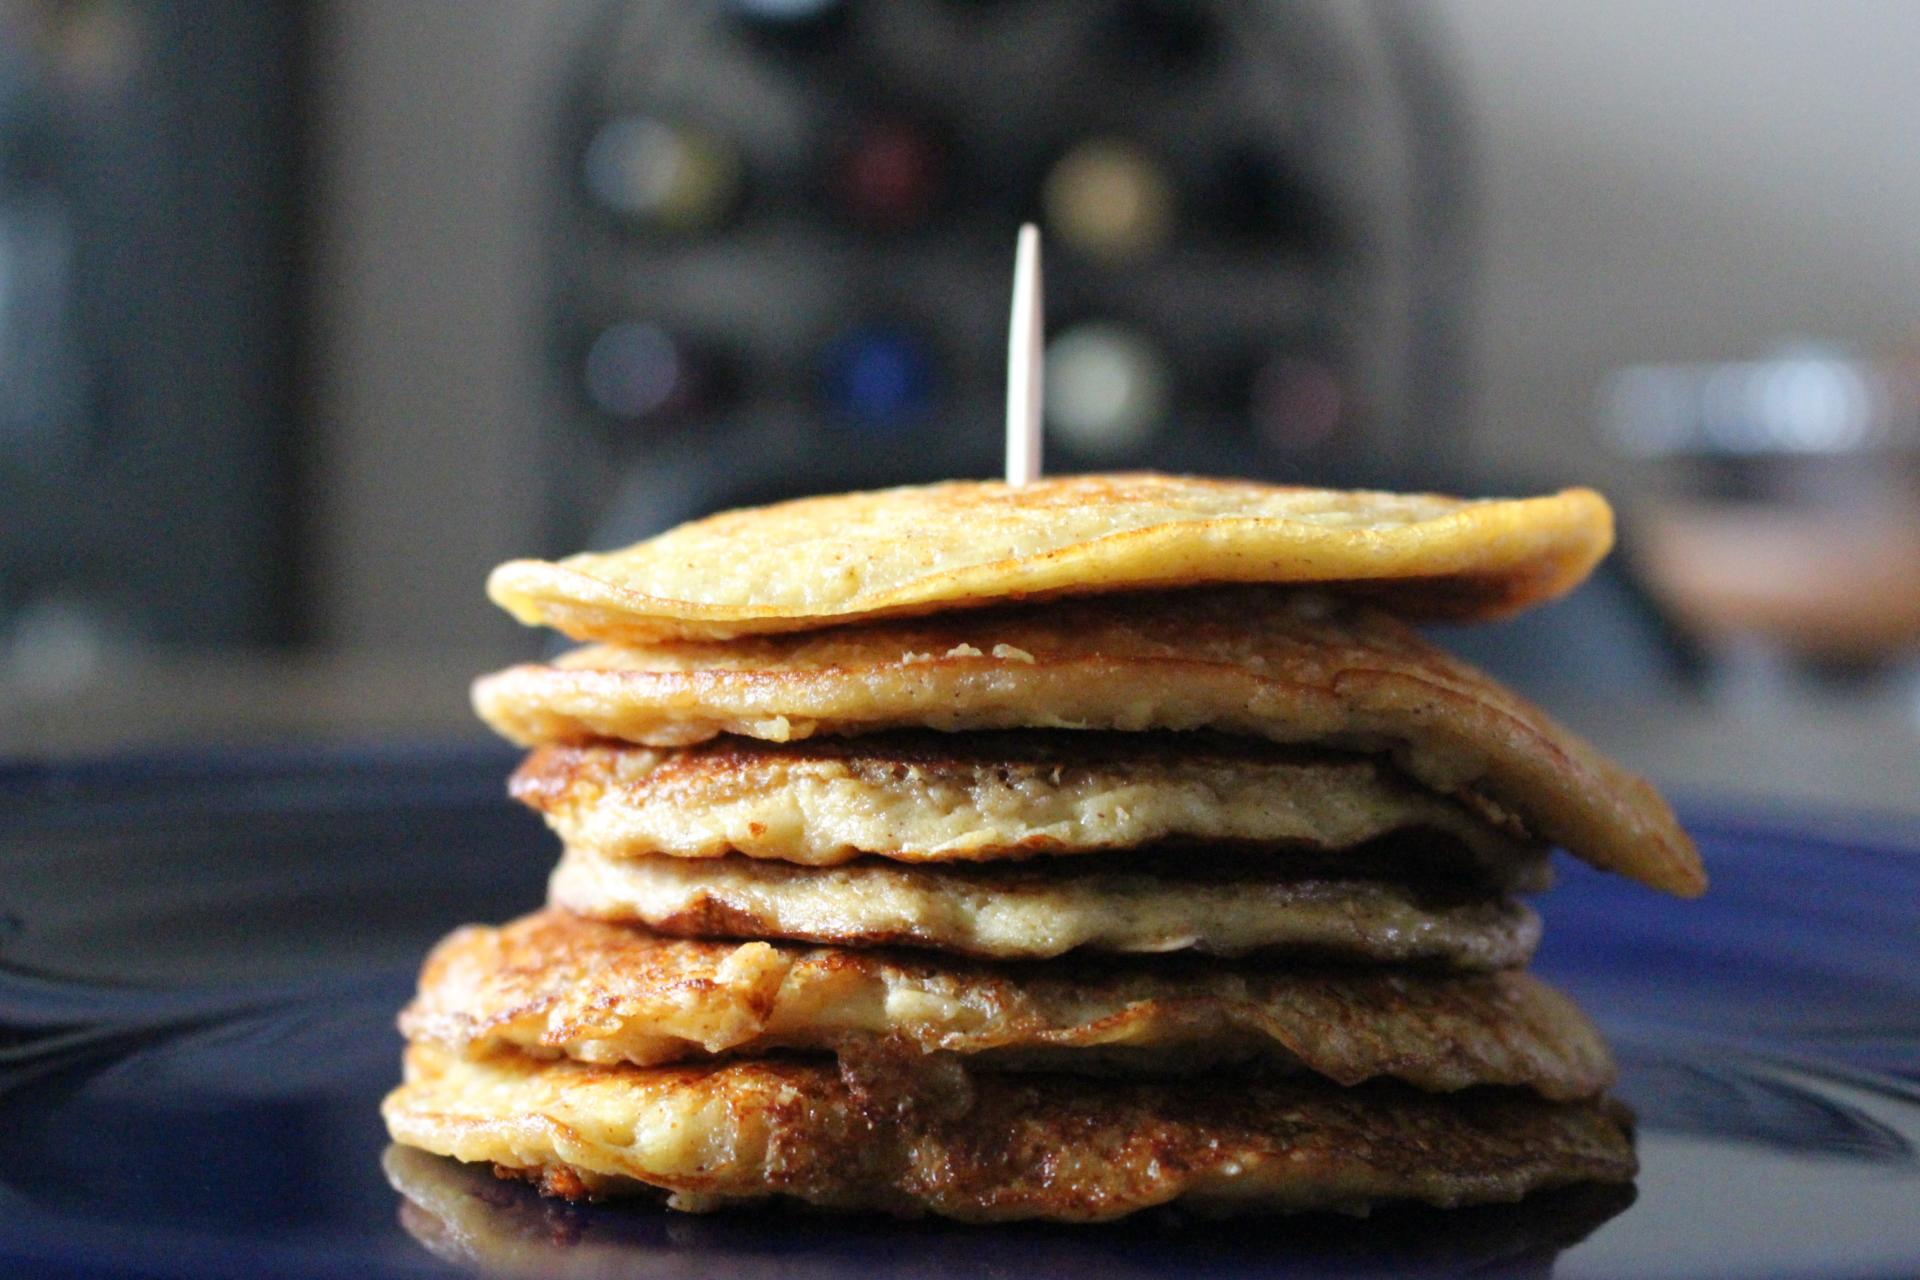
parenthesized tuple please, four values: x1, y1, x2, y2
(0, 747, 1916, 1279)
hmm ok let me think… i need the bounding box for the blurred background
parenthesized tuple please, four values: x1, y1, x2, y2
(3, 0, 1918, 815)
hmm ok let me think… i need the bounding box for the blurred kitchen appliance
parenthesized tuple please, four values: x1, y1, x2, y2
(544, 0, 1469, 549)
(1603, 349, 1920, 688)
(0, 1, 306, 670)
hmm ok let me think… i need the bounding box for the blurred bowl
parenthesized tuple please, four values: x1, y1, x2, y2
(1602, 349, 1920, 664)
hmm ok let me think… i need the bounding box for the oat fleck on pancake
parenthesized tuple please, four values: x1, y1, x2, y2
(510, 732, 1543, 880)
(382, 1044, 1637, 1220)
(546, 847, 1541, 968)
(475, 590, 1702, 896)
(402, 909, 1614, 1098)
(486, 474, 1613, 641)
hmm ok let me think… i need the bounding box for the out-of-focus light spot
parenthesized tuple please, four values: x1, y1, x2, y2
(583, 117, 741, 233)
(585, 322, 688, 422)
(1251, 354, 1342, 454)
(1043, 138, 1174, 262)
(1046, 324, 1169, 455)
(729, 0, 839, 20)
(835, 119, 946, 230)
(821, 325, 935, 431)
(1760, 359, 1871, 452)
(1606, 357, 1890, 458)
(5, 595, 110, 697)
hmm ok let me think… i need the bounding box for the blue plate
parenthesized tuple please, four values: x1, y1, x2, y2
(1, 745, 1916, 1279)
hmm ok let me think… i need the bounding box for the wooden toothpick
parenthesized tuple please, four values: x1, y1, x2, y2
(1005, 223, 1044, 486)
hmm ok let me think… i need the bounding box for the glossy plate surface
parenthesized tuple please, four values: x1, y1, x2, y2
(1, 744, 1916, 1279)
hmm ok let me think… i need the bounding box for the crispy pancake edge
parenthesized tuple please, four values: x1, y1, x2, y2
(383, 1140, 1638, 1272)
(487, 475, 1612, 640)
(509, 734, 1543, 881)
(546, 847, 1541, 968)
(474, 592, 1703, 896)
(382, 1044, 1637, 1221)
(402, 909, 1614, 1099)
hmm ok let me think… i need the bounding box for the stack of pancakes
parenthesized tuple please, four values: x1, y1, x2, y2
(384, 474, 1705, 1222)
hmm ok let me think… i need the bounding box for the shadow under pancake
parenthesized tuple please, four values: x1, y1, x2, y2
(383, 1143, 1635, 1280)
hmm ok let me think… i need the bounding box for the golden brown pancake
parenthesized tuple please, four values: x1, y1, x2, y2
(510, 733, 1542, 881)
(401, 910, 1614, 1099)
(487, 474, 1613, 641)
(546, 846, 1541, 967)
(382, 1044, 1637, 1220)
(383, 1141, 1637, 1278)
(475, 590, 1703, 896)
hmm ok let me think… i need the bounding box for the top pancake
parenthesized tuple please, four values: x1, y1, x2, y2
(487, 474, 1614, 641)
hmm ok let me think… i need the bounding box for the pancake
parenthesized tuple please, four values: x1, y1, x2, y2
(476, 590, 1704, 897)
(486, 474, 1613, 641)
(382, 1044, 1637, 1220)
(383, 1142, 1638, 1279)
(510, 733, 1542, 881)
(547, 847, 1541, 967)
(402, 909, 1614, 1098)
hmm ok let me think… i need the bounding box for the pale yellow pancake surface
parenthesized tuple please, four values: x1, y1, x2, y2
(546, 847, 1541, 967)
(487, 474, 1613, 641)
(511, 733, 1539, 876)
(475, 591, 1704, 896)
(383, 1045, 1637, 1220)
(403, 910, 1614, 1098)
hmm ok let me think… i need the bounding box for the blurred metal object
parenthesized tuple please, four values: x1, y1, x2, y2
(1604, 352, 1920, 460)
(725, 0, 844, 39)
(1602, 348, 1920, 681)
